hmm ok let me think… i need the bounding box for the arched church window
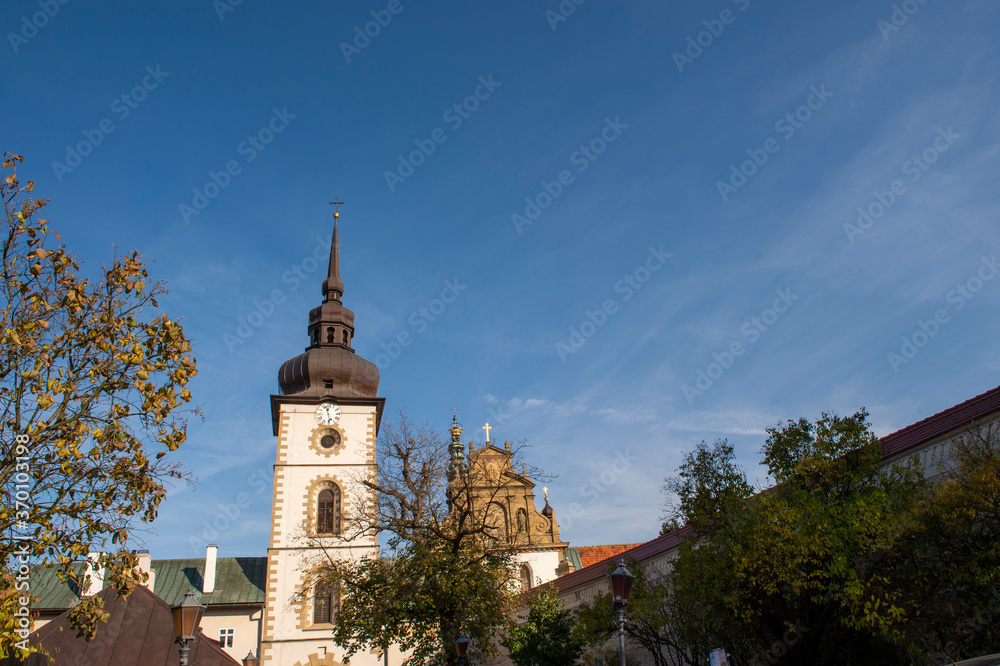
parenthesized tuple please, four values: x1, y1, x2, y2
(519, 564, 532, 592)
(326, 327, 335, 343)
(312, 329, 319, 345)
(313, 581, 338, 624)
(342, 330, 348, 344)
(317, 486, 341, 534)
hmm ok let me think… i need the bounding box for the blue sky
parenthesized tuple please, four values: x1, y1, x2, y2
(3, 0, 999, 558)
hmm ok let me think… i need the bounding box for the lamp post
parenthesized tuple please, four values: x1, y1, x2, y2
(455, 633, 469, 666)
(170, 590, 206, 666)
(608, 561, 634, 666)
(242, 652, 260, 666)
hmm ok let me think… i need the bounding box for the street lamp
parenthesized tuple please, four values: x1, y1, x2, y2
(608, 561, 635, 666)
(455, 633, 469, 666)
(242, 651, 260, 666)
(171, 590, 206, 666)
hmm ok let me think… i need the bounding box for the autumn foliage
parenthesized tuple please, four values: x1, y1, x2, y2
(0, 153, 198, 655)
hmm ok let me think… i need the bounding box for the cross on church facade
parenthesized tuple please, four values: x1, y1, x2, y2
(482, 422, 492, 444)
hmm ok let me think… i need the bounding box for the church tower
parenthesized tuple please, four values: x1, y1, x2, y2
(260, 211, 386, 666)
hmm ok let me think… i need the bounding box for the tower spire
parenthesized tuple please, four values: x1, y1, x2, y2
(323, 200, 345, 302)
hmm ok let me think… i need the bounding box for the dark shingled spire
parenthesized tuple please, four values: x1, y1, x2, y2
(322, 219, 345, 302)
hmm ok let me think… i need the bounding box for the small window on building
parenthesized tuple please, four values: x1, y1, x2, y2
(313, 582, 338, 624)
(342, 330, 349, 344)
(219, 628, 234, 648)
(327, 327, 335, 343)
(324, 379, 334, 390)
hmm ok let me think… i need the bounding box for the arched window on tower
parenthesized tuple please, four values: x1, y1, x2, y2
(326, 327, 335, 343)
(317, 486, 341, 534)
(342, 330, 348, 344)
(519, 564, 533, 592)
(313, 581, 338, 624)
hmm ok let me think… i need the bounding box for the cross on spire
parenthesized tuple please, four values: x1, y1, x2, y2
(329, 198, 345, 219)
(482, 422, 492, 444)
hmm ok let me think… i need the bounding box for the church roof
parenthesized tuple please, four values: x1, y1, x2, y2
(1, 585, 240, 666)
(29, 556, 267, 612)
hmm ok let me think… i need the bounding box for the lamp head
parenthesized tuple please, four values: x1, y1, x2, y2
(171, 590, 206, 642)
(609, 561, 635, 605)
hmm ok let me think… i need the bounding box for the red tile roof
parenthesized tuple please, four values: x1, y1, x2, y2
(576, 544, 644, 569)
(550, 527, 694, 595)
(880, 385, 1000, 459)
(550, 385, 1000, 596)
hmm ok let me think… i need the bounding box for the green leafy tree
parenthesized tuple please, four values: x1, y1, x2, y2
(667, 410, 924, 665)
(0, 153, 197, 654)
(661, 438, 754, 534)
(503, 584, 584, 666)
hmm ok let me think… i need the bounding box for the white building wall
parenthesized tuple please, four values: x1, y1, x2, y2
(513, 550, 562, 588)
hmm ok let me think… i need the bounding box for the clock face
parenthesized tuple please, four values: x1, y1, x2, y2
(315, 402, 341, 425)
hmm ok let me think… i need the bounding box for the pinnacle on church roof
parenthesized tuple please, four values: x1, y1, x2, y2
(447, 413, 468, 481)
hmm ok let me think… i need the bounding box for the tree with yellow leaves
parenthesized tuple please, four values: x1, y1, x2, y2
(0, 153, 198, 656)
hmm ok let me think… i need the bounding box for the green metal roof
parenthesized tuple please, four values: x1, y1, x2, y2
(563, 546, 582, 571)
(152, 556, 266, 606)
(27, 557, 267, 611)
(28, 563, 86, 611)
